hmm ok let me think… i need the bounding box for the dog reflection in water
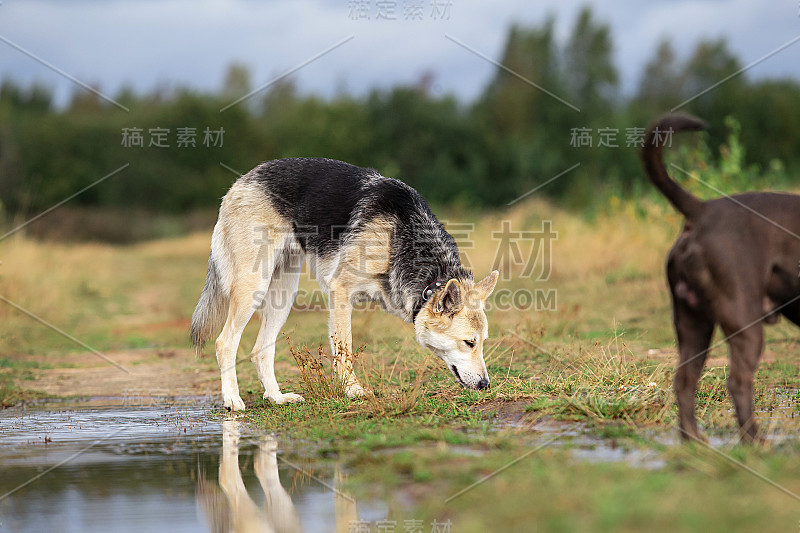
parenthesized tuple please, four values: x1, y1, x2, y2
(197, 420, 357, 533)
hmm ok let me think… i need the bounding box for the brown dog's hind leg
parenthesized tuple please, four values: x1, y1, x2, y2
(723, 323, 763, 443)
(712, 289, 766, 443)
(673, 301, 714, 442)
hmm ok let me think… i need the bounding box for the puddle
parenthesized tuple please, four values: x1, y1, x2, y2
(487, 405, 669, 470)
(528, 419, 667, 470)
(488, 397, 800, 468)
(3, 396, 794, 531)
(0, 399, 384, 533)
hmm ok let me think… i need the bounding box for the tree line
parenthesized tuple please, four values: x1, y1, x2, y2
(1, 7, 798, 221)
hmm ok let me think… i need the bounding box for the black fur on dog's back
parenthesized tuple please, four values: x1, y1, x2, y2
(246, 158, 471, 320)
(248, 158, 374, 256)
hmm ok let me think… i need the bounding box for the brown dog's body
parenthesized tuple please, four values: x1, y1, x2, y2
(643, 114, 800, 442)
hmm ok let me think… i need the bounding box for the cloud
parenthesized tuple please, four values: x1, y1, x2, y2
(0, 0, 797, 107)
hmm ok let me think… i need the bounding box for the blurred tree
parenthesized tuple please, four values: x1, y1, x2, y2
(682, 38, 743, 101)
(261, 78, 298, 121)
(679, 38, 744, 154)
(476, 7, 623, 206)
(367, 87, 488, 206)
(474, 18, 572, 204)
(563, 6, 619, 113)
(0, 19, 799, 238)
(560, 6, 621, 206)
(69, 86, 105, 113)
(0, 79, 52, 112)
(479, 18, 560, 138)
(736, 79, 800, 173)
(635, 39, 682, 115)
(221, 63, 252, 100)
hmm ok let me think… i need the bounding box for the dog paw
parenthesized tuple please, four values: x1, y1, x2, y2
(345, 383, 366, 398)
(223, 394, 246, 411)
(266, 392, 305, 405)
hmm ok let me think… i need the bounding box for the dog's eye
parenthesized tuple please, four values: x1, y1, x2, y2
(464, 340, 476, 348)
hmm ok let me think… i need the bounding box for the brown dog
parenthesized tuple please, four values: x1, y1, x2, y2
(642, 113, 800, 442)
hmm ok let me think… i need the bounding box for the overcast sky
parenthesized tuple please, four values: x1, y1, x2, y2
(0, 0, 798, 108)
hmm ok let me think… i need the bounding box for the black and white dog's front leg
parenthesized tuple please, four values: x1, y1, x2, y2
(328, 284, 366, 397)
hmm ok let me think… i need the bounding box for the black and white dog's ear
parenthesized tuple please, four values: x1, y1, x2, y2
(475, 270, 499, 300)
(437, 279, 463, 315)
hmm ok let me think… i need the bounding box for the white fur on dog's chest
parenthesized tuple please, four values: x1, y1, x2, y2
(309, 252, 395, 309)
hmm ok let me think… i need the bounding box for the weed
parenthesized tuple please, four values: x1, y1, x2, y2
(287, 337, 350, 400)
(535, 329, 673, 426)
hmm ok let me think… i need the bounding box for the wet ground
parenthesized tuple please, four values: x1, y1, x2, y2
(0, 398, 385, 533)
(3, 397, 795, 532)
(0, 398, 659, 533)
(0, 398, 679, 533)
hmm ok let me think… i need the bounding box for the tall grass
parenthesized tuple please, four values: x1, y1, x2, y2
(285, 335, 435, 419)
(539, 329, 674, 425)
(286, 338, 350, 400)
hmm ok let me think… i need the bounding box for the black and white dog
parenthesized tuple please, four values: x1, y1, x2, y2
(192, 158, 498, 410)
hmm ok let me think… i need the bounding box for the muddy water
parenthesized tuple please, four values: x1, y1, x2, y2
(0, 399, 385, 533)
(4, 398, 788, 532)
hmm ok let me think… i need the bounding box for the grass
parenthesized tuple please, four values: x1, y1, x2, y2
(242, 337, 494, 455)
(347, 442, 800, 533)
(0, 356, 51, 407)
(2, 197, 800, 530)
(286, 338, 351, 400)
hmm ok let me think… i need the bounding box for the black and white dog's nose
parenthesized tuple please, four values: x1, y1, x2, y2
(477, 377, 490, 389)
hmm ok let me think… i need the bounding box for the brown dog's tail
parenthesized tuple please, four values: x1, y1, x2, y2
(641, 113, 708, 220)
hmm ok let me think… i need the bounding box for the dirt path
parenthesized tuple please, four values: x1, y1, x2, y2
(15, 349, 221, 400)
(641, 346, 783, 368)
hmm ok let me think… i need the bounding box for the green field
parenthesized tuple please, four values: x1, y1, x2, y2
(1, 197, 799, 531)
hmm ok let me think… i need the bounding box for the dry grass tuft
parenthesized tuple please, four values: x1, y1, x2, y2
(285, 334, 433, 417)
(541, 327, 674, 425)
(286, 337, 352, 400)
